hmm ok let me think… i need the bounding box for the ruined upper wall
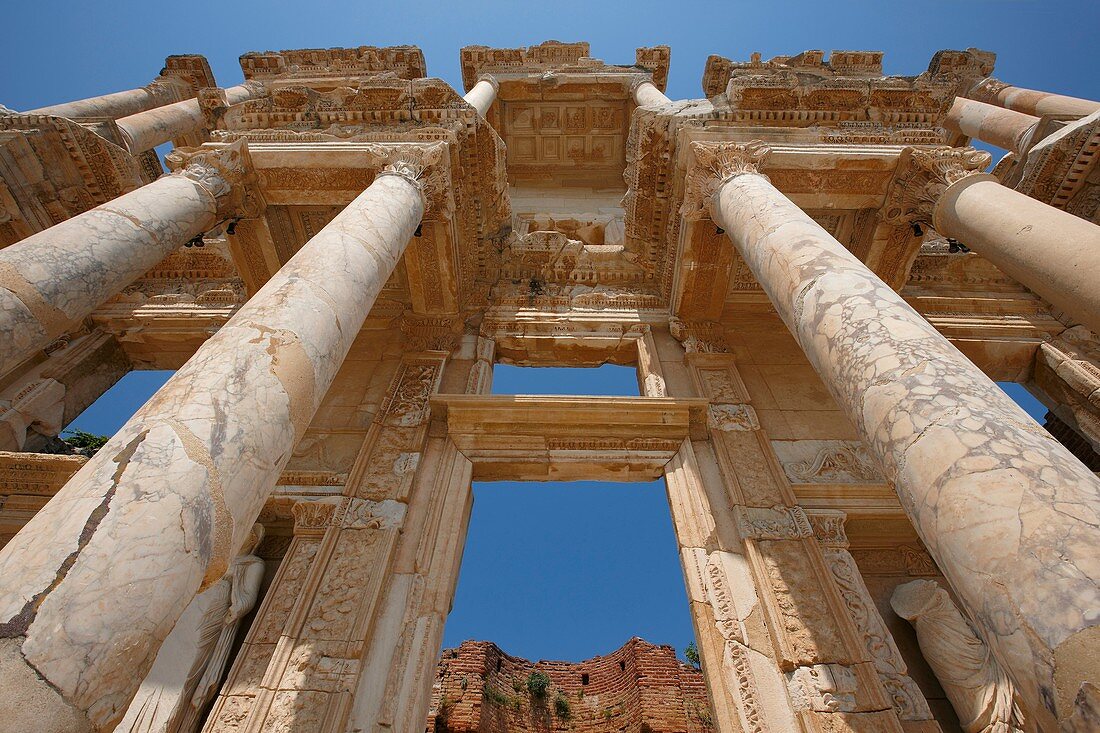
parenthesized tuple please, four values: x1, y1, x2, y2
(430, 638, 711, 733)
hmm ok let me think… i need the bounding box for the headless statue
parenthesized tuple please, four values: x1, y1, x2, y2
(120, 524, 266, 733)
(891, 579, 1025, 733)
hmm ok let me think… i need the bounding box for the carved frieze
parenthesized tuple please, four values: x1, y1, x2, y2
(380, 362, 442, 427)
(1012, 111, 1100, 224)
(772, 440, 883, 484)
(240, 46, 426, 83)
(735, 505, 813, 541)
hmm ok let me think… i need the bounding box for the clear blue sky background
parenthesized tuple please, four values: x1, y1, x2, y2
(23, 0, 1087, 663)
(3, 1, 1097, 110)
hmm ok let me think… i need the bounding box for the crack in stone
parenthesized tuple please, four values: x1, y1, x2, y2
(0, 430, 147, 638)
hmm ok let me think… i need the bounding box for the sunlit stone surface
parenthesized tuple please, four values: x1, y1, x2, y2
(0, 40, 1098, 733)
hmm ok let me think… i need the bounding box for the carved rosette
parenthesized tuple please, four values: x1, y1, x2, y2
(882, 146, 991, 226)
(680, 140, 772, 220)
(165, 138, 264, 219)
(370, 141, 453, 221)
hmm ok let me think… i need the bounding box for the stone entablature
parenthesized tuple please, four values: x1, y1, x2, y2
(459, 40, 670, 92)
(701, 49, 959, 128)
(239, 45, 427, 85)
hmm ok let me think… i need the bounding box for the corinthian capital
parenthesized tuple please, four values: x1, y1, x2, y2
(370, 141, 453, 220)
(881, 146, 991, 226)
(966, 77, 1012, 105)
(165, 139, 263, 218)
(680, 140, 771, 220)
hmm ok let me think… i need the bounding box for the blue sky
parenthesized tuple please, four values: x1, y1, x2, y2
(2, 1, 1097, 110)
(24, 0, 1085, 662)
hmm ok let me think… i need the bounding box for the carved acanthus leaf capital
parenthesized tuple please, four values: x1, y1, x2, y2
(371, 141, 453, 220)
(670, 319, 729, 354)
(681, 140, 772, 220)
(966, 76, 1011, 105)
(291, 499, 339, 536)
(882, 146, 991, 226)
(166, 139, 264, 218)
(806, 509, 850, 548)
(197, 82, 265, 129)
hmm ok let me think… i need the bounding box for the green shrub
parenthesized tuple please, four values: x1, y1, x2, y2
(684, 641, 700, 669)
(483, 685, 510, 707)
(62, 429, 110, 456)
(553, 694, 572, 720)
(526, 671, 551, 699)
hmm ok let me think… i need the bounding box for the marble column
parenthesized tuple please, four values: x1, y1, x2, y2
(24, 80, 184, 121)
(943, 97, 1039, 153)
(0, 141, 252, 377)
(0, 143, 444, 732)
(933, 167, 1100, 337)
(969, 78, 1100, 119)
(633, 78, 671, 108)
(462, 75, 498, 117)
(691, 139, 1100, 730)
(115, 83, 260, 154)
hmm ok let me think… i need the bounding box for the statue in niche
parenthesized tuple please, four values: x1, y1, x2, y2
(120, 524, 266, 733)
(891, 579, 1026, 733)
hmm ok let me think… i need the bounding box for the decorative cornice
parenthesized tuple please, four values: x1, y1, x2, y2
(371, 141, 453, 220)
(881, 146, 991, 226)
(680, 140, 771, 220)
(166, 139, 264, 218)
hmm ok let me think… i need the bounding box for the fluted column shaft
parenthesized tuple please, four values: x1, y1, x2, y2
(0, 168, 426, 732)
(462, 76, 498, 117)
(944, 96, 1039, 153)
(25, 82, 183, 120)
(970, 78, 1100, 118)
(633, 79, 671, 108)
(703, 143, 1100, 730)
(115, 83, 258, 153)
(0, 158, 230, 376)
(934, 174, 1100, 335)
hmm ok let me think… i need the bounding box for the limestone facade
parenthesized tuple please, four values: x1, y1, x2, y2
(0, 40, 1098, 733)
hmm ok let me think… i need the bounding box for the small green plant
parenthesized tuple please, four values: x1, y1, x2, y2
(459, 675, 468, 690)
(689, 700, 714, 729)
(684, 641, 701, 669)
(553, 693, 572, 720)
(483, 685, 510, 707)
(512, 678, 524, 693)
(602, 707, 614, 721)
(526, 671, 551, 699)
(61, 429, 110, 456)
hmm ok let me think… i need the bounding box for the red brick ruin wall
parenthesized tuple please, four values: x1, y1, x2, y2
(429, 638, 713, 733)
